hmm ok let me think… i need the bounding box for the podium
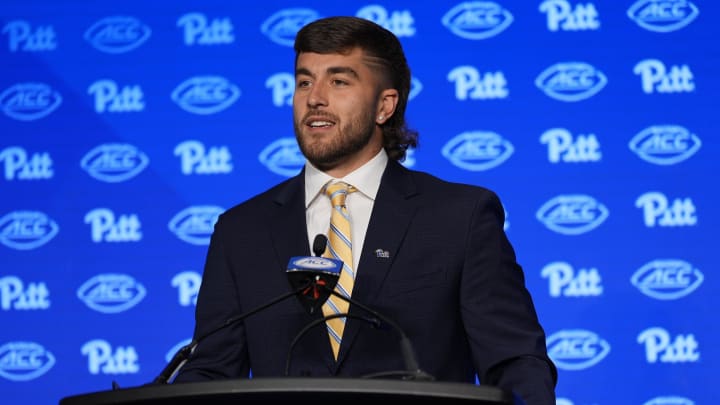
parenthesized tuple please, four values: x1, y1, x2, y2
(59, 378, 515, 404)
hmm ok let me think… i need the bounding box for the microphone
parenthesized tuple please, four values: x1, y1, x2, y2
(283, 235, 434, 381)
(286, 235, 342, 315)
(152, 234, 334, 385)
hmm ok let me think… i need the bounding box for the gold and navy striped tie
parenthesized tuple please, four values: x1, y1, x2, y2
(321, 181, 357, 360)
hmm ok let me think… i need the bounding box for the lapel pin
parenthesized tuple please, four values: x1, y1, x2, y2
(374, 249, 390, 258)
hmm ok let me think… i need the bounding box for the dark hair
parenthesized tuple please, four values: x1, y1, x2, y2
(294, 16, 418, 161)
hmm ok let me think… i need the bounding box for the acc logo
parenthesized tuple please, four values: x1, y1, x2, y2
(0, 341, 55, 381)
(442, 2, 513, 40)
(258, 138, 305, 177)
(442, 131, 514, 171)
(631, 259, 703, 300)
(261, 8, 320, 46)
(546, 329, 610, 370)
(535, 62, 607, 102)
(643, 396, 695, 405)
(536, 194, 609, 235)
(80, 143, 149, 183)
(409, 77, 423, 100)
(165, 339, 192, 362)
(0, 82, 62, 121)
(0, 211, 58, 250)
(77, 274, 146, 314)
(629, 125, 701, 165)
(289, 256, 341, 271)
(627, 0, 699, 33)
(172, 76, 240, 115)
(168, 205, 223, 245)
(84, 16, 151, 53)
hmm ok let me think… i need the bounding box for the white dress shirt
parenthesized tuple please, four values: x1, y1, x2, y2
(304, 149, 388, 273)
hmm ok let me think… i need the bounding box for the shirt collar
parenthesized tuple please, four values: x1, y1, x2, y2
(304, 149, 388, 208)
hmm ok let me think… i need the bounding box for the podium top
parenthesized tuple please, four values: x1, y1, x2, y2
(59, 378, 514, 404)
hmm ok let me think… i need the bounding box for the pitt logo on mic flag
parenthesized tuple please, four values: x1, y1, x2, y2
(322, 181, 357, 360)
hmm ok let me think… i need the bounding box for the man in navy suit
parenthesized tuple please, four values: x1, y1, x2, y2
(174, 16, 556, 405)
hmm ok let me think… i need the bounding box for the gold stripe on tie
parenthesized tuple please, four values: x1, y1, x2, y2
(321, 181, 357, 360)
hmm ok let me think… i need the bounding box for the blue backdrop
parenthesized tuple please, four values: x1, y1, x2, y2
(1, 1, 718, 404)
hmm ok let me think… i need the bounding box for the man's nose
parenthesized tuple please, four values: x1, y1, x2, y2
(307, 83, 328, 107)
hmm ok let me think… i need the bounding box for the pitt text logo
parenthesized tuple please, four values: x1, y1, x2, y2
(259, 137, 305, 177)
(81, 143, 149, 183)
(177, 13, 234, 45)
(172, 76, 240, 115)
(442, 131, 514, 171)
(636, 192, 696, 227)
(84, 208, 142, 243)
(536, 62, 607, 102)
(539, 0, 600, 31)
(448, 66, 509, 100)
(77, 274, 146, 314)
(546, 329, 610, 370)
(172, 271, 201, 306)
(540, 128, 601, 163)
(629, 125, 701, 165)
(627, 0, 699, 33)
(0, 211, 58, 250)
(637, 327, 699, 364)
(356, 5, 416, 37)
(82, 340, 139, 375)
(0, 146, 53, 180)
(88, 80, 145, 113)
(267, 73, 294, 107)
(174, 140, 233, 175)
(541, 261, 603, 297)
(2, 20, 57, 51)
(644, 396, 695, 405)
(0, 342, 55, 381)
(168, 206, 223, 245)
(442, 2, 513, 40)
(261, 8, 320, 46)
(0, 276, 50, 310)
(631, 259, 703, 300)
(536, 194, 608, 235)
(0, 82, 62, 121)
(402, 148, 416, 169)
(634, 59, 694, 94)
(84, 16, 151, 53)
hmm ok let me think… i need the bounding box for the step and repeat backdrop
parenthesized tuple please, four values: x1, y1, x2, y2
(1, 1, 718, 404)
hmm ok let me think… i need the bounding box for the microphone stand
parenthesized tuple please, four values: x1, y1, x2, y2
(284, 288, 435, 381)
(152, 284, 309, 385)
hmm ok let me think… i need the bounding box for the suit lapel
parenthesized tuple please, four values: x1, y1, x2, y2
(336, 161, 419, 366)
(269, 174, 310, 268)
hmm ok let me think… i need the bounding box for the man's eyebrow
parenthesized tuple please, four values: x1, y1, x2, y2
(295, 66, 359, 78)
(327, 66, 359, 78)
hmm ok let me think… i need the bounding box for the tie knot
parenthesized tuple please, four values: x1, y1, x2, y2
(324, 181, 355, 207)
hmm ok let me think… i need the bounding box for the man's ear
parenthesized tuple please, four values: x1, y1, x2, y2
(376, 89, 399, 124)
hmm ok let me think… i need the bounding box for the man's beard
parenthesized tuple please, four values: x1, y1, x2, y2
(294, 109, 376, 171)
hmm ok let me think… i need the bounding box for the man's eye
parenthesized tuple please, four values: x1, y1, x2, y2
(297, 80, 311, 88)
(332, 79, 348, 86)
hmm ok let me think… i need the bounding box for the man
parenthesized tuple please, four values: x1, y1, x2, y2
(173, 16, 557, 405)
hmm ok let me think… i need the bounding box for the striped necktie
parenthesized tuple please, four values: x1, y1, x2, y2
(321, 181, 357, 360)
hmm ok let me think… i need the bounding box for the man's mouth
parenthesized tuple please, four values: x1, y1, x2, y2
(308, 120, 333, 128)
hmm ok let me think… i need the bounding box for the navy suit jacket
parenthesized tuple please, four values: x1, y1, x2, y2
(174, 160, 557, 404)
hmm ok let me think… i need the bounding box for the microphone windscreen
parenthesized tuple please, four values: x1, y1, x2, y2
(312, 234, 328, 257)
(286, 256, 342, 315)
